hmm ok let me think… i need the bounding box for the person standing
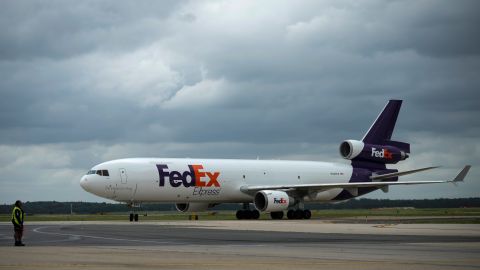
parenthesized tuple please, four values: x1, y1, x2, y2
(11, 200, 25, 246)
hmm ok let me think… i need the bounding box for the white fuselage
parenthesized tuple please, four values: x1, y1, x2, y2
(80, 158, 353, 203)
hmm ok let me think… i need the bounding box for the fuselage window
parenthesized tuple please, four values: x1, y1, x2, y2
(96, 170, 102, 176)
(102, 170, 109, 176)
(87, 170, 96, 175)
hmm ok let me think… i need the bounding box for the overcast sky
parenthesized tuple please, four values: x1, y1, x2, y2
(1, 0, 479, 204)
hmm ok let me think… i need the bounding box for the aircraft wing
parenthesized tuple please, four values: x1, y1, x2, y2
(241, 165, 470, 193)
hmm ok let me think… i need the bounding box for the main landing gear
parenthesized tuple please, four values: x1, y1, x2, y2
(270, 211, 284, 219)
(236, 203, 260, 220)
(236, 204, 312, 220)
(236, 209, 260, 219)
(285, 200, 312, 219)
(286, 209, 311, 220)
(270, 209, 311, 219)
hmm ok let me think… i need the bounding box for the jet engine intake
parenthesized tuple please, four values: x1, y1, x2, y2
(254, 190, 294, 212)
(339, 139, 408, 164)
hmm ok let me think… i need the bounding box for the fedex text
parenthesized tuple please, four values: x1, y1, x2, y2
(156, 164, 221, 188)
(371, 147, 393, 159)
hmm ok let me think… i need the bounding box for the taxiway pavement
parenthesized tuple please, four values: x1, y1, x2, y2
(0, 221, 479, 270)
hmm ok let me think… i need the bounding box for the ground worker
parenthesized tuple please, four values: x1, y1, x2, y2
(11, 200, 25, 246)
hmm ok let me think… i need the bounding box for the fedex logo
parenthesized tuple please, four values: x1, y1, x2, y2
(273, 198, 287, 204)
(156, 164, 220, 188)
(371, 147, 393, 159)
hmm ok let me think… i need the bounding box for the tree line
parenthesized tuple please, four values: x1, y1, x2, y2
(1, 198, 479, 214)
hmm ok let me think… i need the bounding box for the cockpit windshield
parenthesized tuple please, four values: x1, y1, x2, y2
(86, 169, 109, 176)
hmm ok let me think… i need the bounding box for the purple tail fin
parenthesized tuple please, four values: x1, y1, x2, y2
(362, 100, 410, 154)
(362, 100, 401, 144)
(344, 100, 410, 170)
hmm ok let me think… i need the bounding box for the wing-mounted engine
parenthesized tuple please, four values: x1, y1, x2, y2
(253, 190, 296, 212)
(175, 202, 217, 212)
(339, 139, 409, 164)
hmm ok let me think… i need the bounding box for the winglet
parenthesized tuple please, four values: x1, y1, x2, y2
(451, 165, 471, 183)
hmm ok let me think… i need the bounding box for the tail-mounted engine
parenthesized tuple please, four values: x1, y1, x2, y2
(339, 139, 409, 164)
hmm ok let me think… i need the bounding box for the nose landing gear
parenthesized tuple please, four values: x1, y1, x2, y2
(127, 202, 141, 222)
(129, 213, 139, 222)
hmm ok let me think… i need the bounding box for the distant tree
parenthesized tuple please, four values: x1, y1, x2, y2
(1, 198, 479, 214)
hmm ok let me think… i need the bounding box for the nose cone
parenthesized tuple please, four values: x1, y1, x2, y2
(80, 176, 89, 191)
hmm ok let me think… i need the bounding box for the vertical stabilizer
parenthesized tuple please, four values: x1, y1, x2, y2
(341, 100, 410, 170)
(362, 100, 402, 145)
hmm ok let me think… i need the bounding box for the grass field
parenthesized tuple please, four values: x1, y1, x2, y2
(1, 208, 479, 223)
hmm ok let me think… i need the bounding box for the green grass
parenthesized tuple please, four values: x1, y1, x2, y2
(0, 212, 240, 222)
(313, 207, 480, 218)
(1, 208, 479, 223)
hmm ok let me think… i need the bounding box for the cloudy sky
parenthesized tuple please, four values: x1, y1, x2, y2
(1, 0, 479, 204)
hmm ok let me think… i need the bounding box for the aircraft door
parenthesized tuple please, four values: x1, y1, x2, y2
(119, 168, 127, 184)
(115, 168, 133, 201)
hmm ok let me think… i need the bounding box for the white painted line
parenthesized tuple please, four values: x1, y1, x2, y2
(32, 226, 172, 245)
(34, 235, 82, 244)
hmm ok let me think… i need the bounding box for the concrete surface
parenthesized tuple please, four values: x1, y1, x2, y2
(0, 221, 479, 269)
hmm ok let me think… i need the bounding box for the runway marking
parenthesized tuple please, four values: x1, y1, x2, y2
(32, 226, 172, 245)
(0, 233, 11, 241)
(34, 235, 82, 244)
(373, 224, 397, 228)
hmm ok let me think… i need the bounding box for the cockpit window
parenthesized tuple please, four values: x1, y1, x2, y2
(86, 169, 109, 176)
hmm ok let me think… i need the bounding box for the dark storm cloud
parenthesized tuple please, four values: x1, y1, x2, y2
(0, 0, 479, 202)
(0, 0, 183, 60)
(1, 0, 479, 145)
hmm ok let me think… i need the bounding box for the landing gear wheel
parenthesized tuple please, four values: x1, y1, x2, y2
(243, 210, 252, 219)
(251, 210, 260, 220)
(294, 209, 304, 219)
(303, 209, 312, 219)
(129, 213, 134, 222)
(287, 209, 295, 219)
(134, 213, 139, 222)
(236, 210, 244, 220)
(270, 211, 284, 219)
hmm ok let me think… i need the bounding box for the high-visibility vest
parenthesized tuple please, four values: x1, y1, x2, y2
(11, 206, 24, 226)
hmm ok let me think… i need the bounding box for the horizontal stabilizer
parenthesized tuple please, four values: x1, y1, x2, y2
(370, 166, 439, 181)
(451, 165, 471, 182)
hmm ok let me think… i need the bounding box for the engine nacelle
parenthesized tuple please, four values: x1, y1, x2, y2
(254, 190, 294, 212)
(175, 202, 216, 212)
(339, 140, 408, 164)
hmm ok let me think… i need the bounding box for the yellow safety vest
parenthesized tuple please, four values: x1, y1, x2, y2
(11, 206, 24, 226)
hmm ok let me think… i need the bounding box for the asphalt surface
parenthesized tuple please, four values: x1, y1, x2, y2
(1, 223, 479, 246)
(0, 222, 479, 270)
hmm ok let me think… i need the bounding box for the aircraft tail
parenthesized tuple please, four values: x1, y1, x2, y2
(339, 100, 410, 169)
(362, 100, 410, 154)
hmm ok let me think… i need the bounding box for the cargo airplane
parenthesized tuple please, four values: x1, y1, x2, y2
(80, 100, 470, 221)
